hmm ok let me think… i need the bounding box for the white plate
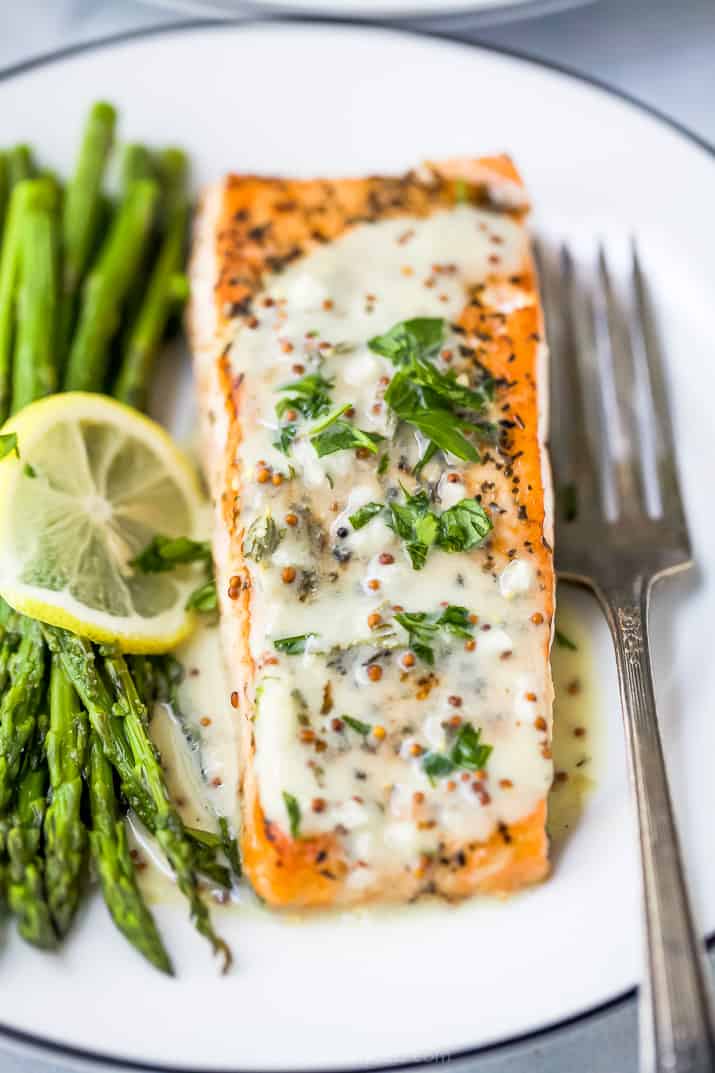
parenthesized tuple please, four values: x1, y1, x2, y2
(1, 21, 714, 1073)
(140, 0, 592, 24)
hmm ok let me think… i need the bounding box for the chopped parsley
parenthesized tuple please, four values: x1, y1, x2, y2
(273, 634, 317, 655)
(413, 440, 438, 478)
(369, 317, 494, 463)
(349, 502, 384, 530)
(310, 405, 383, 458)
(0, 432, 18, 461)
(438, 498, 493, 552)
(451, 723, 493, 772)
(422, 723, 492, 784)
(394, 605, 474, 665)
(276, 371, 333, 421)
(362, 486, 493, 570)
(422, 753, 456, 779)
(131, 534, 217, 614)
(282, 791, 301, 839)
(185, 579, 218, 613)
(369, 317, 444, 365)
(273, 422, 298, 455)
(273, 371, 333, 455)
(384, 370, 481, 462)
(131, 535, 212, 573)
(342, 715, 371, 737)
(242, 515, 285, 562)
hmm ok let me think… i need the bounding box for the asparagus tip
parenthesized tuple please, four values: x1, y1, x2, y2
(90, 100, 117, 124)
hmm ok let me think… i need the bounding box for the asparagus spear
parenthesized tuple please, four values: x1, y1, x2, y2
(0, 153, 8, 237)
(0, 181, 30, 422)
(88, 732, 173, 974)
(6, 712, 57, 950)
(121, 144, 154, 190)
(0, 618, 46, 812)
(64, 178, 159, 392)
(45, 631, 229, 880)
(43, 627, 150, 821)
(11, 178, 59, 412)
(102, 647, 231, 971)
(44, 629, 231, 935)
(8, 145, 35, 187)
(115, 149, 189, 410)
(58, 102, 117, 363)
(44, 658, 88, 936)
(0, 598, 22, 695)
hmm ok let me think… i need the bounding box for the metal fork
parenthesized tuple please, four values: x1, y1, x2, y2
(537, 239, 715, 1073)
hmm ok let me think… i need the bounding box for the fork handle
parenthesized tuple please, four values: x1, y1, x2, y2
(604, 577, 715, 1073)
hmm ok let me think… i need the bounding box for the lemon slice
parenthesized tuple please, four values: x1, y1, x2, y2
(0, 393, 206, 652)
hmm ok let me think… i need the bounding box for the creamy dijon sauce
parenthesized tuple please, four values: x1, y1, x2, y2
(228, 206, 553, 880)
(548, 601, 600, 848)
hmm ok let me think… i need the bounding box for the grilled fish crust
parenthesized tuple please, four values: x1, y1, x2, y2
(188, 158, 553, 908)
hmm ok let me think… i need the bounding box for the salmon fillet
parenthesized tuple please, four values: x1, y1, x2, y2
(188, 158, 554, 908)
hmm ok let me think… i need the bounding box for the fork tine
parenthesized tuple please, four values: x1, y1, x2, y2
(631, 241, 689, 533)
(558, 246, 602, 506)
(535, 239, 600, 524)
(595, 245, 647, 516)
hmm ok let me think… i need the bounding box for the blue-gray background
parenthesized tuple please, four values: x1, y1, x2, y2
(1, 1, 713, 1070)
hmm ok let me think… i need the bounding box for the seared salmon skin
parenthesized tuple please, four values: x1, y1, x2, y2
(188, 158, 554, 907)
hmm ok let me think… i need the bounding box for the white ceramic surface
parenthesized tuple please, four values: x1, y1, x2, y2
(0, 22, 713, 1073)
(139, 0, 592, 23)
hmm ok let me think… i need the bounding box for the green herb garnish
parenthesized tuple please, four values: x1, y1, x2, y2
(350, 488, 492, 570)
(0, 432, 18, 461)
(394, 605, 474, 665)
(282, 792, 301, 839)
(384, 486, 492, 570)
(273, 371, 334, 455)
(185, 579, 218, 613)
(555, 628, 577, 651)
(132, 534, 217, 615)
(276, 371, 333, 421)
(369, 317, 445, 366)
(273, 634, 317, 655)
(450, 723, 493, 771)
(370, 317, 493, 464)
(387, 486, 439, 570)
(310, 405, 383, 458)
(422, 723, 492, 783)
(438, 498, 493, 552)
(342, 715, 371, 737)
(413, 440, 438, 478)
(242, 515, 285, 562)
(422, 753, 456, 779)
(385, 370, 481, 463)
(349, 502, 384, 531)
(273, 422, 298, 455)
(131, 535, 211, 573)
